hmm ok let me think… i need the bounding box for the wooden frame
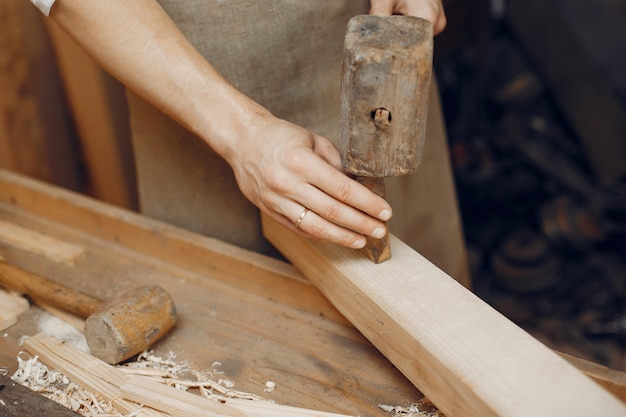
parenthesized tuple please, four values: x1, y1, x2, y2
(262, 215, 626, 417)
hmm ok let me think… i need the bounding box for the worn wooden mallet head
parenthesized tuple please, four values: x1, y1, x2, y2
(340, 15, 433, 263)
(0, 260, 177, 364)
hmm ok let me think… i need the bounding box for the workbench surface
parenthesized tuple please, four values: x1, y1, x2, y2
(0, 169, 420, 416)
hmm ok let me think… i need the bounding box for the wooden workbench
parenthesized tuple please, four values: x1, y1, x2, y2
(0, 169, 421, 416)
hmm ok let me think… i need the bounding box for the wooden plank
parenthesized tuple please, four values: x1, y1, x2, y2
(0, 289, 29, 332)
(262, 214, 626, 417)
(0, 289, 29, 314)
(0, 220, 84, 265)
(23, 333, 197, 417)
(558, 351, 626, 405)
(0, 306, 18, 332)
(0, 0, 82, 190)
(0, 374, 82, 417)
(25, 333, 358, 417)
(43, 19, 136, 209)
(121, 376, 357, 417)
(0, 169, 347, 325)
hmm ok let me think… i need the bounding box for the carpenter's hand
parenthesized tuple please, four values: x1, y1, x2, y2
(46, 0, 392, 250)
(369, 0, 447, 35)
(225, 116, 392, 249)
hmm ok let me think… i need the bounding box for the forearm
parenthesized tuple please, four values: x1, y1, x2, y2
(48, 0, 269, 161)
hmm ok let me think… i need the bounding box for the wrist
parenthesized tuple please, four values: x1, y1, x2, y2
(191, 82, 274, 165)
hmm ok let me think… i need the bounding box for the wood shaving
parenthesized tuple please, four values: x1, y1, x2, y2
(13, 347, 429, 417)
(118, 350, 270, 402)
(12, 349, 272, 416)
(379, 398, 445, 417)
(11, 353, 126, 417)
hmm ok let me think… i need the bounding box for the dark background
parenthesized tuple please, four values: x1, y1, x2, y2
(438, 0, 626, 370)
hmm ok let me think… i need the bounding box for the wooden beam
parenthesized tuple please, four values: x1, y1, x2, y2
(558, 351, 626, 405)
(262, 214, 626, 417)
(0, 0, 82, 190)
(0, 169, 347, 325)
(0, 374, 82, 417)
(43, 19, 136, 209)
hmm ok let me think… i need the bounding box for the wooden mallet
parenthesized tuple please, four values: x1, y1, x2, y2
(0, 260, 177, 364)
(340, 15, 433, 263)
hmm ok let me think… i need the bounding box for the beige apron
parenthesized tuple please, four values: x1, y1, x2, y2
(127, 0, 470, 285)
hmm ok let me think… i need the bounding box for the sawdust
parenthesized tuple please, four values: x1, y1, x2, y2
(379, 398, 445, 417)
(117, 350, 270, 402)
(36, 312, 89, 352)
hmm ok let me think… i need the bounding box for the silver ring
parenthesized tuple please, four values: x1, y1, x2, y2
(294, 208, 309, 228)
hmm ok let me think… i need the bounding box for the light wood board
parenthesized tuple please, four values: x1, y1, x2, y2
(262, 214, 626, 417)
(0, 288, 29, 332)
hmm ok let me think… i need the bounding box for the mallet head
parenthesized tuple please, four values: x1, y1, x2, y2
(84, 285, 177, 364)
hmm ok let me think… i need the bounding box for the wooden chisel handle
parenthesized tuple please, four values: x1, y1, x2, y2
(0, 260, 105, 318)
(355, 176, 391, 263)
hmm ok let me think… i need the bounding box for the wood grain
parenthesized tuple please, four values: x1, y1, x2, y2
(25, 333, 358, 417)
(0, 220, 84, 265)
(43, 19, 135, 208)
(262, 214, 626, 417)
(0, 0, 81, 191)
(340, 15, 432, 177)
(0, 374, 82, 417)
(0, 169, 347, 325)
(0, 288, 29, 332)
(24, 334, 166, 417)
(0, 169, 418, 416)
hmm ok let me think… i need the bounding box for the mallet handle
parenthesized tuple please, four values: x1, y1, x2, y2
(0, 260, 105, 318)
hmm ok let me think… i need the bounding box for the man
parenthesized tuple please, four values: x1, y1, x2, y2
(32, 0, 467, 283)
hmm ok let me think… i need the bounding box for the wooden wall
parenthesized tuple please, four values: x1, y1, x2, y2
(0, 0, 137, 210)
(0, 0, 82, 192)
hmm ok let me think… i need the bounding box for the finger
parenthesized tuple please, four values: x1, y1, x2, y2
(289, 205, 368, 249)
(303, 160, 392, 222)
(403, 5, 446, 34)
(270, 199, 368, 249)
(398, 1, 447, 35)
(368, 0, 394, 16)
(432, 11, 447, 35)
(291, 180, 389, 238)
(309, 137, 391, 223)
